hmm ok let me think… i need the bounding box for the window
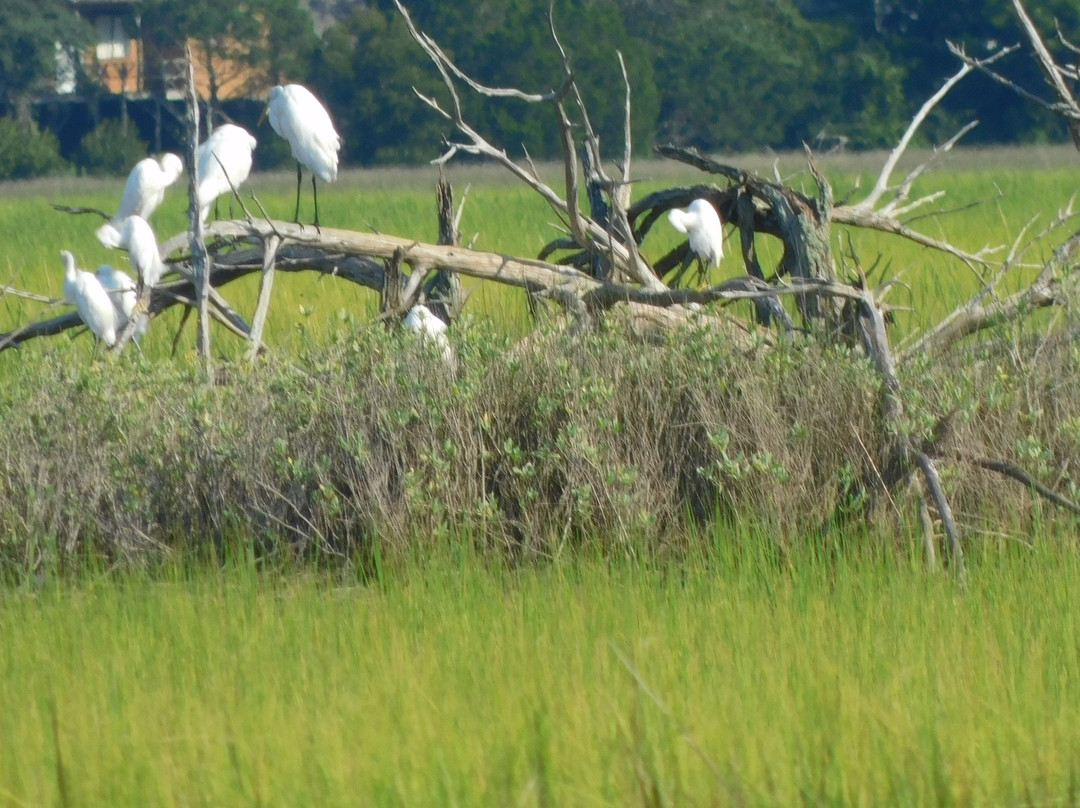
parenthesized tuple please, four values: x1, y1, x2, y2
(95, 15, 129, 61)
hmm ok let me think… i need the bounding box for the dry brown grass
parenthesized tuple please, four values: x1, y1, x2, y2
(2, 304, 1079, 576)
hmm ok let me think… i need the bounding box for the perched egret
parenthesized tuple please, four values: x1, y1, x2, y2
(61, 251, 121, 346)
(667, 198, 724, 286)
(404, 304, 455, 368)
(96, 264, 147, 341)
(197, 124, 257, 223)
(260, 84, 341, 226)
(118, 215, 167, 288)
(96, 153, 184, 248)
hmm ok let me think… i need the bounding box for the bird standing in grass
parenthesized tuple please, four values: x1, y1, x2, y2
(667, 198, 724, 286)
(404, 304, 455, 368)
(96, 153, 184, 248)
(197, 124, 257, 224)
(61, 251, 121, 346)
(260, 84, 341, 227)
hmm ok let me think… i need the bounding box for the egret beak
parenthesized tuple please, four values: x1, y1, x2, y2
(257, 106, 269, 127)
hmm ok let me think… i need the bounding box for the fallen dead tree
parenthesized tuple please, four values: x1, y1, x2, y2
(3, 0, 1080, 572)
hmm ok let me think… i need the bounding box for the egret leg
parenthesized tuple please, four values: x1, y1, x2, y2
(312, 175, 321, 230)
(670, 251, 694, 288)
(293, 162, 302, 224)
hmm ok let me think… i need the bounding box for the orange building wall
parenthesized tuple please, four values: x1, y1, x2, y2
(89, 39, 141, 94)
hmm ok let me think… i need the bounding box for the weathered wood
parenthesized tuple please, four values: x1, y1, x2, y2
(185, 46, 212, 369)
(423, 174, 465, 323)
(245, 234, 281, 361)
(380, 246, 406, 318)
(204, 220, 600, 294)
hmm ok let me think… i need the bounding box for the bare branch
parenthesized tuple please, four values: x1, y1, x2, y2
(245, 234, 281, 362)
(1011, 0, 1080, 145)
(856, 62, 976, 212)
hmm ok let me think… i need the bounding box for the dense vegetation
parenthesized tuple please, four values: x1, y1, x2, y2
(3, 0, 1080, 176)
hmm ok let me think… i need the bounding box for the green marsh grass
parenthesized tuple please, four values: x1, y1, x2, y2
(2, 541, 1080, 806)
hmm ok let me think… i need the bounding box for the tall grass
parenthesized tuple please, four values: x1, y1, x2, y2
(2, 541, 1079, 806)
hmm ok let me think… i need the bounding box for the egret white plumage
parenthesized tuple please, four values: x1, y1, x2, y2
(197, 124, 257, 223)
(96, 264, 147, 341)
(61, 251, 122, 346)
(96, 153, 183, 248)
(117, 215, 167, 288)
(404, 304, 454, 368)
(260, 84, 341, 226)
(667, 198, 724, 286)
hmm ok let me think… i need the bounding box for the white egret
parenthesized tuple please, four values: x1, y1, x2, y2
(118, 215, 167, 288)
(96, 264, 147, 341)
(197, 124, 257, 223)
(61, 251, 121, 346)
(667, 198, 724, 286)
(260, 84, 341, 226)
(404, 304, 455, 368)
(96, 153, 184, 248)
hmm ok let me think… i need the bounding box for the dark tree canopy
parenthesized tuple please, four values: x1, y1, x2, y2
(0, 0, 91, 120)
(4, 0, 1080, 176)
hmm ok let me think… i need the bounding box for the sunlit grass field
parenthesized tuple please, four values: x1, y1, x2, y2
(3, 146, 1080, 806)
(3, 541, 1080, 806)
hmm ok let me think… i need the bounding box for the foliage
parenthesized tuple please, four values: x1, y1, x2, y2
(10, 0, 1080, 164)
(804, 0, 1080, 145)
(140, 0, 318, 120)
(0, 116, 69, 179)
(0, 0, 91, 119)
(74, 119, 149, 177)
(3, 303, 1080, 572)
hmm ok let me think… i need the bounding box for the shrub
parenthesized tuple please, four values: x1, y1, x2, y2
(75, 118, 148, 176)
(0, 117, 69, 179)
(0, 315, 1077, 576)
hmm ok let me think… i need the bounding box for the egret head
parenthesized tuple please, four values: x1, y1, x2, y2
(159, 153, 184, 183)
(259, 86, 284, 126)
(688, 198, 718, 222)
(60, 250, 76, 279)
(95, 221, 122, 249)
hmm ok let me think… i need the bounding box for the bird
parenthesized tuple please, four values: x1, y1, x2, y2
(96, 153, 184, 248)
(260, 84, 341, 227)
(61, 251, 122, 346)
(667, 198, 724, 286)
(117, 215, 167, 289)
(197, 124, 257, 224)
(403, 304, 455, 368)
(96, 264, 147, 341)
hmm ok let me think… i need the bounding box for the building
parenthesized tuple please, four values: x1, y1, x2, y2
(66, 0, 270, 101)
(68, 0, 142, 95)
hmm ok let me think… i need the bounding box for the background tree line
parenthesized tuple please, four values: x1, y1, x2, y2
(1, 0, 1078, 177)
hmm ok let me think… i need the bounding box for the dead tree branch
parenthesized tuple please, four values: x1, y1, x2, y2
(391, 0, 666, 293)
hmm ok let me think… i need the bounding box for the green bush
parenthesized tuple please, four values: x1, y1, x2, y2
(75, 118, 148, 176)
(0, 117, 69, 179)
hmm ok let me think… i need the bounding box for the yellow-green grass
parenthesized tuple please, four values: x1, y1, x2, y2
(1, 147, 1077, 364)
(2, 540, 1079, 806)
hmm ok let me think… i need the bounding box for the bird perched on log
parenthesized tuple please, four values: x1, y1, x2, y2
(96, 264, 147, 341)
(667, 198, 724, 287)
(61, 251, 121, 346)
(404, 304, 455, 369)
(260, 84, 341, 227)
(197, 124, 257, 223)
(117, 216, 167, 290)
(96, 153, 183, 248)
